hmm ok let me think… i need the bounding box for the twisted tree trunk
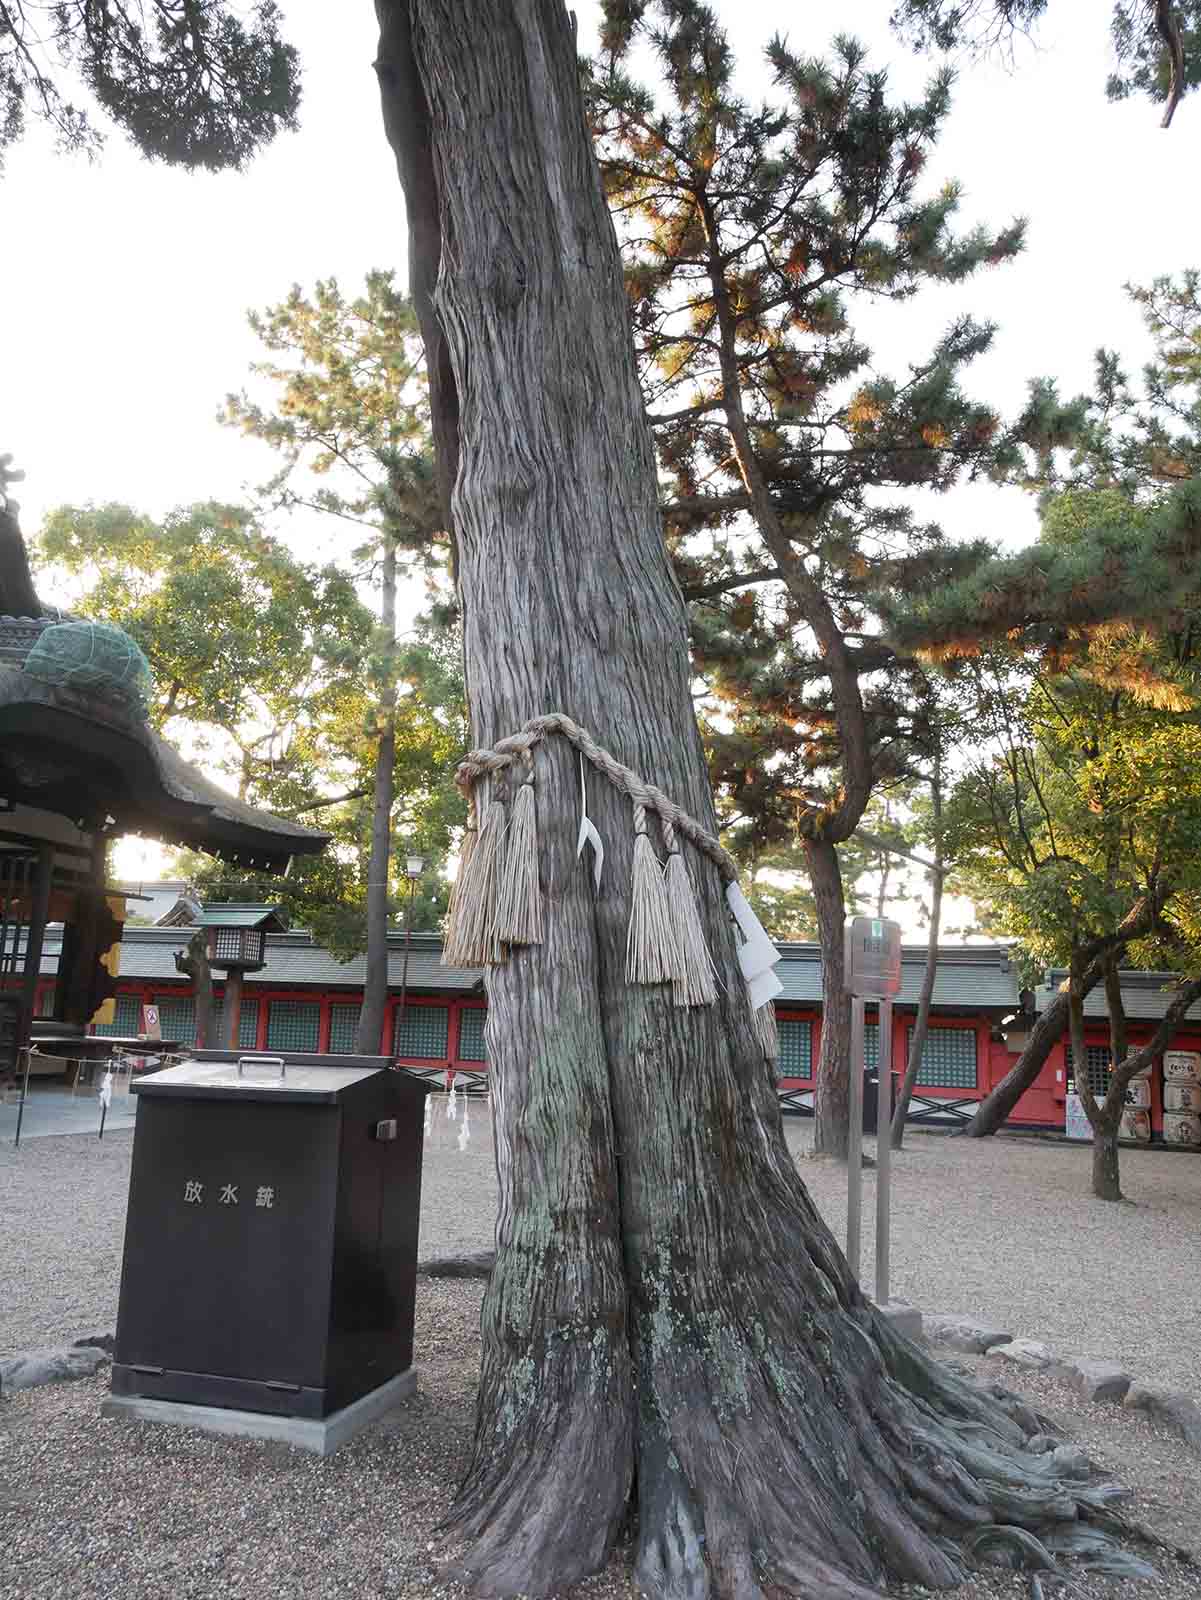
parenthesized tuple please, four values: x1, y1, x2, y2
(374, 5, 1139, 1595)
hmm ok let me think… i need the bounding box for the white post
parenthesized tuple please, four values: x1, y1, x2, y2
(875, 995, 893, 1306)
(847, 995, 865, 1280)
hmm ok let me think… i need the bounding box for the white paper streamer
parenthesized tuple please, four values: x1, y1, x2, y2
(725, 881, 781, 983)
(576, 753, 604, 892)
(458, 1098, 471, 1152)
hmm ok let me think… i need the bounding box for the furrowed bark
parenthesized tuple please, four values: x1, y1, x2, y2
(376, 5, 1144, 1594)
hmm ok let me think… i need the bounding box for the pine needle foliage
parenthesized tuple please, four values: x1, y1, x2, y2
(0, 1, 299, 172)
(891, 0, 1201, 128)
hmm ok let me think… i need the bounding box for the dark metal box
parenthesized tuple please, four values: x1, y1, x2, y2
(110, 1051, 429, 1419)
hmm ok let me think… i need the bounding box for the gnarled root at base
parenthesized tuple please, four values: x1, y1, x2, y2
(443, 1290, 634, 1597)
(621, 1298, 1147, 1600)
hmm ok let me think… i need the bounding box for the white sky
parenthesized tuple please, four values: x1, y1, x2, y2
(2, 1, 1196, 913)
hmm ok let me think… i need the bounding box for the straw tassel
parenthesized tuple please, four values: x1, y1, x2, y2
(662, 820, 716, 1007)
(494, 757, 543, 946)
(626, 803, 683, 986)
(751, 991, 779, 1063)
(441, 796, 480, 967)
(443, 784, 507, 967)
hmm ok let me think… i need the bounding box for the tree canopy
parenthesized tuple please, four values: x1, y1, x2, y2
(0, 1, 300, 171)
(890, 0, 1200, 127)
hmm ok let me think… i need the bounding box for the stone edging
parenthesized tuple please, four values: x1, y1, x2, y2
(924, 1313, 1201, 1454)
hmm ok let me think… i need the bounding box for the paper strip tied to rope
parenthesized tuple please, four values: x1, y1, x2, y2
(443, 713, 778, 1020)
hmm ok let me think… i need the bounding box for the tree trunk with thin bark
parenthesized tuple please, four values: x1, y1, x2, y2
(373, 6, 1139, 1595)
(174, 929, 213, 1048)
(892, 810, 943, 1150)
(807, 837, 852, 1157)
(356, 534, 398, 1055)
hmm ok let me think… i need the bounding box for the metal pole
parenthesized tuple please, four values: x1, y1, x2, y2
(14, 1046, 31, 1148)
(875, 995, 893, 1307)
(847, 995, 865, 1280)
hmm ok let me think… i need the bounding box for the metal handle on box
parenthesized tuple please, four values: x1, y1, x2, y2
(237, 1055, 287, 1079)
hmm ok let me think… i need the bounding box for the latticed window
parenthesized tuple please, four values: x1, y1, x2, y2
(777, 1018, 812, 1079)
(907, 1025, 977, 1089)
(155, 994, 196, 1046)
(267, 1000, 320, 1052)
(329, 1004, 362, 1054)
(212, 929, 244, 963)
(394, 1004, 449, 1059)
(211, 998, 260, 1050)
(457, 1007, 487, 1062)
(864, 1023, 879, 1069)
(93, 993, 142, 1037)
(1082, 1045, 1111, 1098)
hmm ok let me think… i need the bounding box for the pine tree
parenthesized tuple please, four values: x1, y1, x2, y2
(586, 1, 1028, 1155)
(223, 271, 458, 1052)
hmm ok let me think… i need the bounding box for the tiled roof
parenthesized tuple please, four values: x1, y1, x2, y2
(38, 926, 1019, 1010)
(196, 904, 286, 930)
(1035, 970, 1201, 1023)
(773, 941, 1018, 1011)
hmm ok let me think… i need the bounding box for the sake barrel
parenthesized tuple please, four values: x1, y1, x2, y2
(1163, 1111, 1201, 1147)
(1119, 1107, 1151, 1142)
(1163, 1051, 1201, 1084)
(1164, 1080, 1201, 1114)
(1123, 1078, 1151, 1109)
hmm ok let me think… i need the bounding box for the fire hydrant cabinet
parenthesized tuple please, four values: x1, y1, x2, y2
(106, 1051, 429, 1450)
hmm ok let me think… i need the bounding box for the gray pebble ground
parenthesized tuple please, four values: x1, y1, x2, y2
(3, 1102, 1201, 1599)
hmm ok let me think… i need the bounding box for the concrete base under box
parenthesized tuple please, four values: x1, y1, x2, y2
(100, 1367, 417, 1456)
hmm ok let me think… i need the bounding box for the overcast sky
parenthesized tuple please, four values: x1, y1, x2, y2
(2, 1, 1195, 899)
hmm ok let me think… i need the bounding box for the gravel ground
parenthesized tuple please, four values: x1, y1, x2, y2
(2, 1282, 1198, 1600)
(3, 1102, 1201, 1598)
(5, 1102, 1200, 1387)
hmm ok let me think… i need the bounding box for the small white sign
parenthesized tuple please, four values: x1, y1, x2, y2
(1065, 1092, 1091, 1141)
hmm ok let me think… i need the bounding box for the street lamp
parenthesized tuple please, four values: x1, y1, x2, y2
(395, 853, 425, 1057)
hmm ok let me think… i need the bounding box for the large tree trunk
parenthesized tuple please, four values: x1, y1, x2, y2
(357, 534, 398, 1055)
(807, 837, 851, 1158)
(375, 5, 1137, 1595)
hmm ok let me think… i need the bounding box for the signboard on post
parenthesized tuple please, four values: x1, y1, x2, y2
(842, 916, 902, 1310)
(844, 916, 903, 999)
(142, 1004, 162, 1040)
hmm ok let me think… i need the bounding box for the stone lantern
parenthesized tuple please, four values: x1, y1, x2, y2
(199, 904, 287, 1049)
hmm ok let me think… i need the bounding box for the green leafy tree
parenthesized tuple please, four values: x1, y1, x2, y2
(944, 646, 1201, 1195)
(32, 499, 461, 960)
(223, 271, 460, 1050)
(587, 1, 1038, 1156)
(891, 0, 1200, 128)
(0, 1, 299, 170)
